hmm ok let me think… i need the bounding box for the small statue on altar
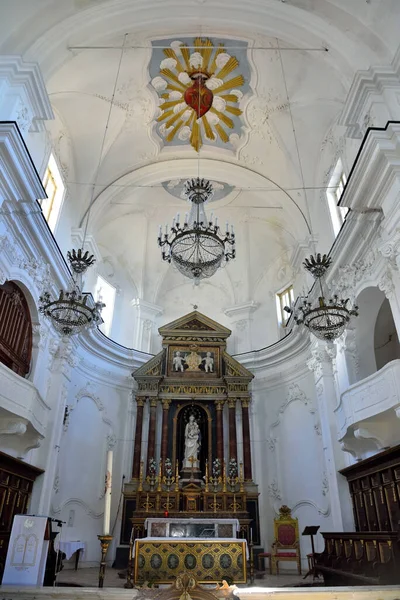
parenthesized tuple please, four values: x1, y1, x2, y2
(203, 351, 214, 373)
(173, 351, 186, 372)
(184, 414, 200, 467)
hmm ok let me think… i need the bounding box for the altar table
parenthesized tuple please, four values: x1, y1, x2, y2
(55, 541, 86, 570)
(133, 538, 247, 584)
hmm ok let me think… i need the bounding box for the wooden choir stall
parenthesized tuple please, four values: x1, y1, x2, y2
(119, 311, 260, 585)
(314, 445, 400, 585)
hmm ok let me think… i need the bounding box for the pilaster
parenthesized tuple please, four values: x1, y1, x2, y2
(30, 338, 78, 515)
(307, 340, 353, 530)
(131, 298, 163, 353)
(224, 301, 258, 354)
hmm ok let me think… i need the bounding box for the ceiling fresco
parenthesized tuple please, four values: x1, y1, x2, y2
(149, 37, 251, 151)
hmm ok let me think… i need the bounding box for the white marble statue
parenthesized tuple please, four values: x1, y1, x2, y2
(204, 351, 214, 373)
(183, 414, 200, 468)
(173, 351, 185, 372)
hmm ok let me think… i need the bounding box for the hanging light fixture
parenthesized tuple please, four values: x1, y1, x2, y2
(294, 253, 358, 341)
(157, 177, 236, 284)
(39, 249, 104, 337)
(38, 36, 130, 336)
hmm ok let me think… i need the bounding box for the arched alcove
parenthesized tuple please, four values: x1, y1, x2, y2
(353, 286, 400, 380)
(0, 281, 32, 377)
(374, 298, 400, 370)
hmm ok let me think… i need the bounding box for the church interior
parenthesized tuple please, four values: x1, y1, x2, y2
(2, 0, 400, 597)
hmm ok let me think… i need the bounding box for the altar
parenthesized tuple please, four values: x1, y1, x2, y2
(121, 312, 259, 584)
(132, 517, 247, 584)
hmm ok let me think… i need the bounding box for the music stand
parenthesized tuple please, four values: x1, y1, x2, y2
(302, 526, 320, 581)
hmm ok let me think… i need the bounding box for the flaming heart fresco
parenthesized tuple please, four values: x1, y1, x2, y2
(150, 37, 248, 152)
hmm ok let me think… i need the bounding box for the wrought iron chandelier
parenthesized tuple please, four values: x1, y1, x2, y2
(158, 177, 236, 284)
(39, 249, 104, 337)
(294, 253, 358, 341)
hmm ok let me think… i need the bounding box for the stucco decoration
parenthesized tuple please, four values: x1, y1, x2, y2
(162, 179, 233, 201)
(149, 37, 251, 151)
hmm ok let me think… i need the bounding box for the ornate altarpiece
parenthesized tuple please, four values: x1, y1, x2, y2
(120, 311, 260, 555)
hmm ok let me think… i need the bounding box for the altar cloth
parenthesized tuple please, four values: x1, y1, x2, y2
(55, 541, 86, 560)
(133, 538, 247, 584)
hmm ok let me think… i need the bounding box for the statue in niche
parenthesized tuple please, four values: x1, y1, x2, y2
(173, 351, 186, 372)
(183, 414, 200, 468)
(203, 351, 214, 373)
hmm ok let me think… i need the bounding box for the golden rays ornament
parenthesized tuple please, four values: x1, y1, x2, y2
(151, 38, 245, 151)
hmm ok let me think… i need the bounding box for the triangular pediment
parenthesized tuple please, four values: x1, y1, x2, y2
(159, 311, 231, 339)
(182, 481, 203, 491)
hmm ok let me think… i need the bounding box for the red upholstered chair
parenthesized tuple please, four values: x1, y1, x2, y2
(271, 505, 301, 575)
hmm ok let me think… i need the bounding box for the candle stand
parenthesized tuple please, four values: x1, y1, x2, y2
(249, 537, 255, 585)
(97, 534, 113, 588)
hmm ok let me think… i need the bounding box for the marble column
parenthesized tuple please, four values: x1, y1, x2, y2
(241, 398, 252, 480)
(147, 398, 158, 471)
(160, 399, 171, 461)
(215, 400, 225, 462)
(132, 397, 145, 479)
(228, 398, 238, 461)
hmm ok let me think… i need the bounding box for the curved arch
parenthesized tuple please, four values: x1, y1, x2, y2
(6, 0, 392, 85)
(81, 158, 312, 238)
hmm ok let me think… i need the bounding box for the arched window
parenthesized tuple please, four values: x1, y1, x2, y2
(0, 282, 32, 377)
(39, 153, 65, 232)
(326, 159, 349, 237)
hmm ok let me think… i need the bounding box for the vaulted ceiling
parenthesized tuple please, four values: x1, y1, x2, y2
(2, 0, 399, 349)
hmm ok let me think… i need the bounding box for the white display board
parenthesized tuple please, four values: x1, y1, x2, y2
(2, 515, 49, 586)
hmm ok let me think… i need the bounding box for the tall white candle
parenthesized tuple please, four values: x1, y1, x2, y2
(103, 450, 113, 535)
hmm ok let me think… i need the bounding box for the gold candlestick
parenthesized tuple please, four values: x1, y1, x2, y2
(239, 462, 244, 492)
(205, 459, 209, 493)
(97, 534, 113, 588)
(223, 460, 227, 493)
(157, 460, 162, 492)
(145, 493, 150, 512)
(174, 459, 180, 492)
(138, 460, 144, 492)
(233, 493, 236, 513)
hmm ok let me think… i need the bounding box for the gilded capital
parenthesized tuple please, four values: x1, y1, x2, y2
(150, 398, 158, 408)
(228, 398, 236, 409)
(215, 399, 225, 410)
(241, 398, 250, 408)
(136, 397, 145, 407)
(162, 398, 171, 410)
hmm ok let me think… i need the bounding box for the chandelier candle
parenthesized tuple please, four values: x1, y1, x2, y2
(103, 450, 113, 535)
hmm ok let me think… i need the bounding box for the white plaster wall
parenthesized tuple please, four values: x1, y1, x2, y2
(251, 364, 336, 569)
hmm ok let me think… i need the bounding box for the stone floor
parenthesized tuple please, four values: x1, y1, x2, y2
(56, 567, 305, 588)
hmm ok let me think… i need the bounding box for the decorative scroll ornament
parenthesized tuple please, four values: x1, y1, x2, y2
(153, 37, 244, 151)
(158, 178, 236, 284)
(294, 253, 358, 341)
(39, 249, 104, 337)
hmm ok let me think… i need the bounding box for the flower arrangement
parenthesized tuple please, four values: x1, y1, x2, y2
(228, 458, 238, 479)
(212, 458, 221, 479)
(148, 457, 157, 476)
(164, 458, 173, 479)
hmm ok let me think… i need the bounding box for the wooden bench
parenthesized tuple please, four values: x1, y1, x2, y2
(314, 531, 400, 586)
